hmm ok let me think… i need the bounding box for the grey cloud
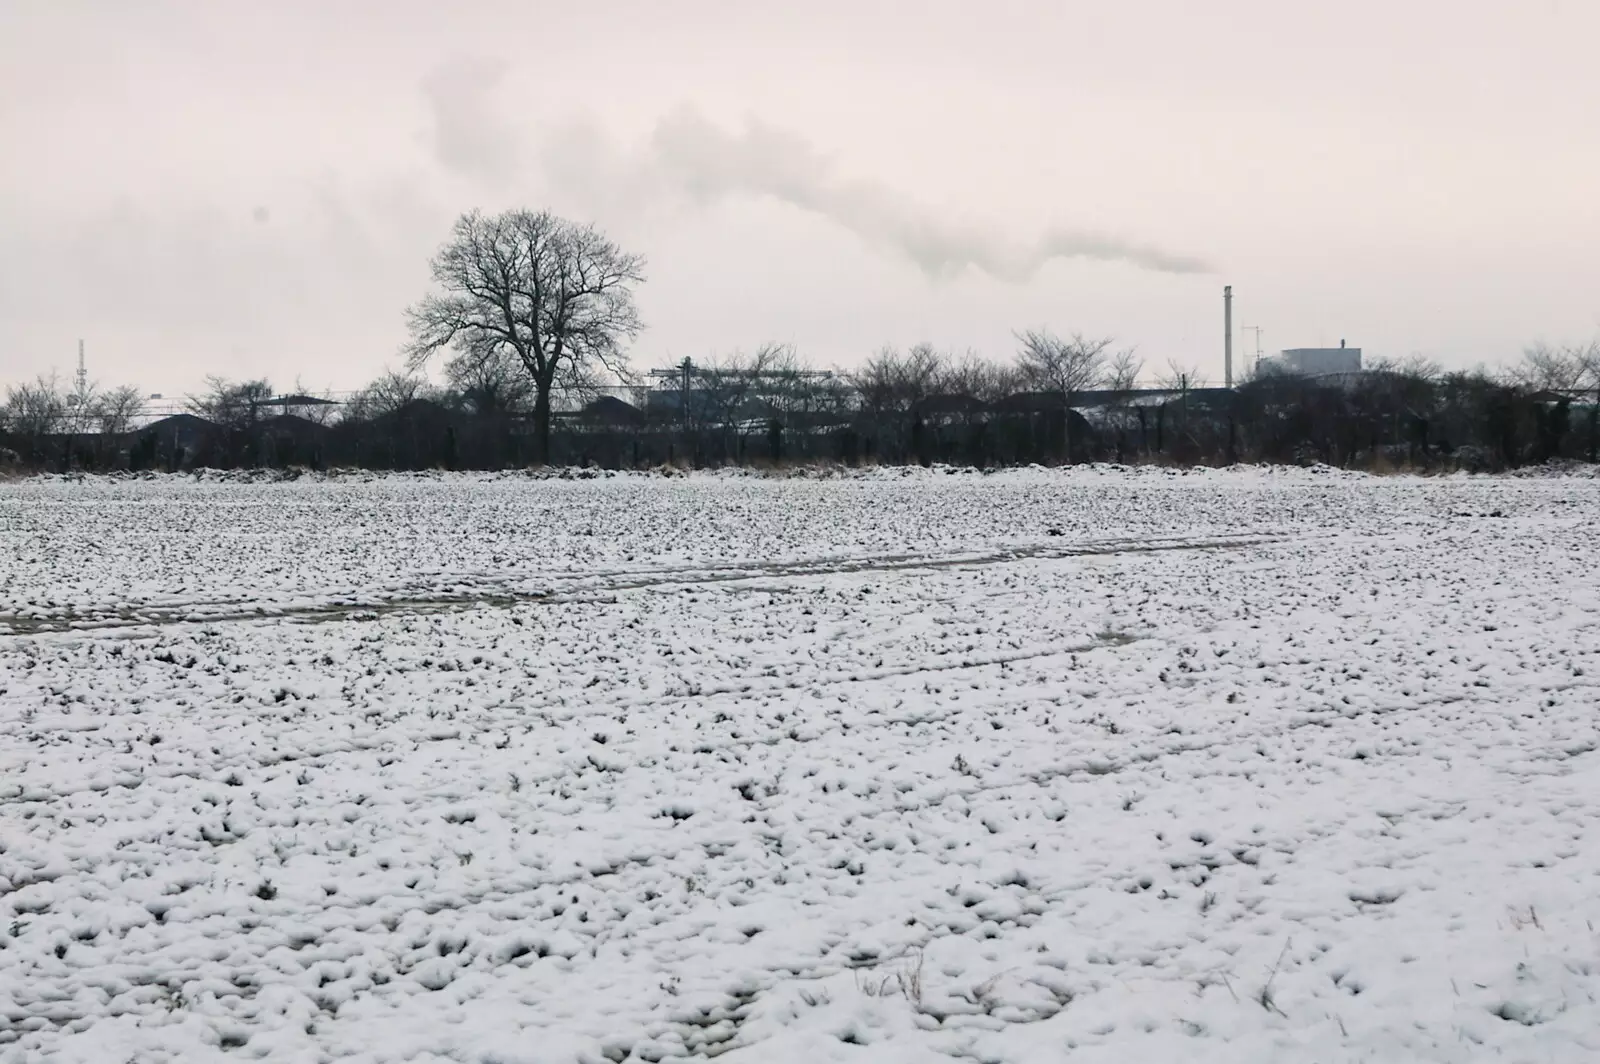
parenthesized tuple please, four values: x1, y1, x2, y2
(421, 58, 519, 181)
(0, 177, 442, 341)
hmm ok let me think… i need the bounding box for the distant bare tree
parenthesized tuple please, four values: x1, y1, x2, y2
(1514, 340, 1600, 392)
(279, 379, 340, 425)
(4, 374, 65, 436)
(850, 344, 948, 458)
(745, 344, 805, 413)
(1155, 359, 1207, 390)
(1105, 348, 1144, 395)
(1514, 340, 1600, 465)
(97, 385, 146, 435)
(692, 349, 762, 436)
(189, 376, 273, 428)
(405, 208, 646, 464)
(1015, 330, 1115, 461)
(345, 370, 431, 422)
(1402, 354, 1444, 381)
(854, 344, 946, 415)
(939, 351, 1017, 403)
(1364, 354, 1443, 382)
(1016, 330, 1113, 396)
(443, 348, 536, 417)
(1094, 348, 1146, 457)
(754, 347, 850, 423)
(1151, 358, 1210, 444)
(62, 372, 100, 434)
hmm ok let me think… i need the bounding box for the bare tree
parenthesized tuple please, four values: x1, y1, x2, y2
(346, 370, 433, 422)
(1105, 348, 1144, 395)
(746, 344, 807, 415)
(1015, 330, 1114, 461)
(62, 372, 100, 435)
(1015, 330, 1113, 396)
(1155, 359, 1208, 390)
(1514, 340, 1600, 392)
(1091, 348, 1145, 456)
(97, 385, 146, 435)
(4, 374, 65, 436)
(850, 344, 948, 458)
(404, 209, 646, 464)
(939, 351, 1018, 403)
(854, 344, 946, 416)
(188, 377, 273, 428)
(753, 346, 850, 424)
(696, 347, 783, 438)
(443, 348, 536, 417)
(279, 379, 340, 425)
(1365, 353, 1443, 382)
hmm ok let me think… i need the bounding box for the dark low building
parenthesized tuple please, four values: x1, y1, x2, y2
(258, 414, 331, 467)
(569, 396, 645, 430)
(133, 413, 216, 470)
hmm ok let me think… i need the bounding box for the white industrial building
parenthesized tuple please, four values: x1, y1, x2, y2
(1258, 343, 1362, 378)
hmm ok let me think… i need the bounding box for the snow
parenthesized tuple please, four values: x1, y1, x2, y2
(2, 467, 1598, 1062)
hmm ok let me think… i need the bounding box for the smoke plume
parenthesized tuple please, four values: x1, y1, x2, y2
(633, 107, 1211, 279)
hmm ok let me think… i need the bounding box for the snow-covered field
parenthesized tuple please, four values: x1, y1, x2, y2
(2, 468, 1598, 1063)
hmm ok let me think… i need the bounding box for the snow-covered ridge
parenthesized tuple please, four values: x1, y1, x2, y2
(11, 458, 1599, 489)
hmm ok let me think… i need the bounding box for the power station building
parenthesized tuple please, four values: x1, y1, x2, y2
(1258, 343, 1362, 377)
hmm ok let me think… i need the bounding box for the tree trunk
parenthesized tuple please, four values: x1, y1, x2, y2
(1062, 391, 1073, 464)
(533, 388, 552, 467)
(1590, 393, 1598, 464)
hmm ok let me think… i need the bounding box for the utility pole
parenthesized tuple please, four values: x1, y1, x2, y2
(680, 357, 693, 431)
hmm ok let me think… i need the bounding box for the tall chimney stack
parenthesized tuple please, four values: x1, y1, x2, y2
(1223, 286, 1234, 389)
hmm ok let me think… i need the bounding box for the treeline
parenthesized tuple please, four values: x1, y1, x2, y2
(3, 338, 1596, 475)
(8, 205, 1596, 475)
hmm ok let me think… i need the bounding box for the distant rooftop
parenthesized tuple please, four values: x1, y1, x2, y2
(259, 394, 339, 407)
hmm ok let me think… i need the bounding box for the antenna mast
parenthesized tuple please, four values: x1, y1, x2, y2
(1242, 326, 1264, 370)
(76, 339, 88, 396)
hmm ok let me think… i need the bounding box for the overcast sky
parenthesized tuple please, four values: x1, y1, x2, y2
(3, 0, 1598, 395)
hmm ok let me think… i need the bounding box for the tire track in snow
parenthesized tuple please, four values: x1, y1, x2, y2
(0, 532, 1294, 636)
